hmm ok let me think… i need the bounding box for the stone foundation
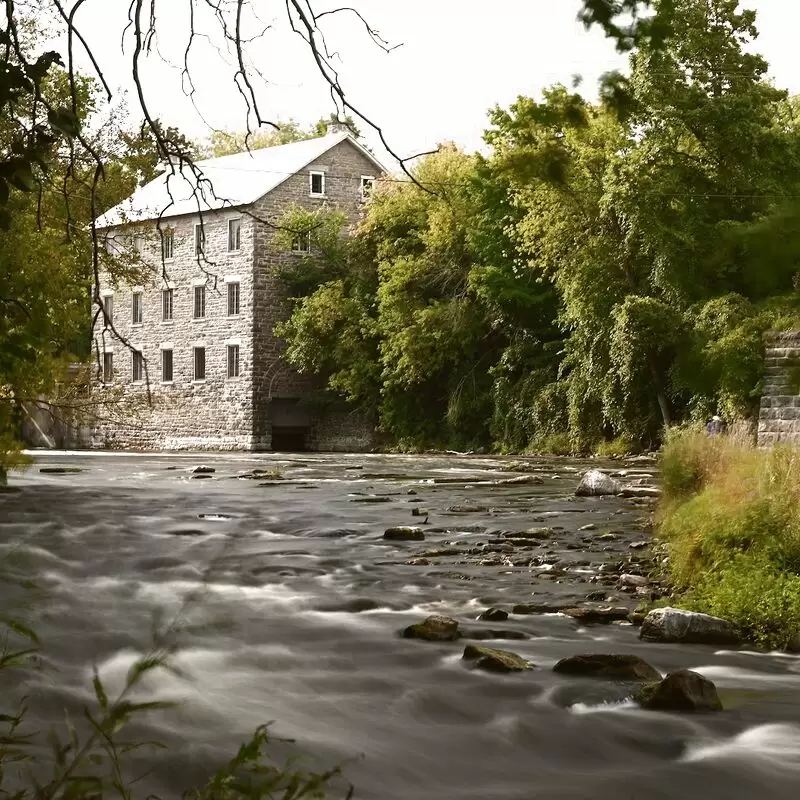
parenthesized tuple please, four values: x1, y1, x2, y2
(757, 331, 800, 447)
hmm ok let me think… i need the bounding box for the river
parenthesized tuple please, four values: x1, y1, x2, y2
(2, 451, 800, 799)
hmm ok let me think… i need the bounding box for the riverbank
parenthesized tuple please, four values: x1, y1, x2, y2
(656, 427, 800, 651)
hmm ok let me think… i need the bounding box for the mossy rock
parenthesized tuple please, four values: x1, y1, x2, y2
(384, 526, 425, 541)
(402, 615, 460, 642)
(462, 644, 532, 673)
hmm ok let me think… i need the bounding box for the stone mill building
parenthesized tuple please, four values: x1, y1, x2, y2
(91, 129, 386, 451)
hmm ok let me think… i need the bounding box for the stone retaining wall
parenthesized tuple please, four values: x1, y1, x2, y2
(757, 331, 800, 447)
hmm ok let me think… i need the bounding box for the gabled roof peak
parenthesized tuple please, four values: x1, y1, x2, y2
(96, 131, 386, 229)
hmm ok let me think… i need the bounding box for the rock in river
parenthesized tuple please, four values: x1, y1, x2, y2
(192, 465, 216, 474)
(478, 607, 509, 622)
(639, 607, 739, 645)
(575, 469, 622, 497)
(563, 606, 632, 624)
(635, 669, 722, 712)
(384, 526, 425, 542)
(402, 615, 460, 641)
(553, 654, 661, 682)
(462, 644, 532, 673)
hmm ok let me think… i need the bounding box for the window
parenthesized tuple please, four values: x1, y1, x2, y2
(193, 285, 206, 319)
(133, 236, 144, 254)
(309, 171, 325, 197)
(161, 348, 173, 382)
(360, 176, 374, 201)
(227, 344, 240, 378)
(162, 229, 174, 260)
(102, 294, 113, 325)
(194, 223, 205, 256)
(227, 218, 241, 252)
(194, 347, 206, 381)
(132, 350, 144, 382)
(132, 292, 143, 325)
(227, 281, 240, 316)
(162, 288, 173, 321)
(104, 235, 119, 255)
(102, 352, 113, 383)
(291, 231, 311, 253)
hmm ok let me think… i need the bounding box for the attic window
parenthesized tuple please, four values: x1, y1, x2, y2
(309, 171, 325, 197)
(360, 176, 374, 201)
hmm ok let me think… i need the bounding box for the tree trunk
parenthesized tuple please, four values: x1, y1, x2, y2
(648, 357, 671, 427)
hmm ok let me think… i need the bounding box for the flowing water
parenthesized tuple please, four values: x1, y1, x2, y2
(2, 452, 800, 799)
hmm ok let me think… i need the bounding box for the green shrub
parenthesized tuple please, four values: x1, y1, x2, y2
(527, 432, 575, 456)
(594, 436, 638, 459)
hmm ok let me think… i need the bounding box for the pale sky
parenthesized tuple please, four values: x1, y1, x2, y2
(65, 0, 800, 169)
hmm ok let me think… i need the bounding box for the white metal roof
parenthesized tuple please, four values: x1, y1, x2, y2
(95, 132, 386, 229)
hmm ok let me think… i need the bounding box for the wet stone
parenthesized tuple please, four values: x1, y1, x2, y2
(503, 528, 555, 540)
(447, 504, 489, 513)
(463, 628, 529, 641)
(192, 465, 215, 474)
(635, 669, 723, 712)
(462, 644, 532, 673)
(384, 526, 426, 542)
(411, 508, 430, 517)
(350, 496, 392, 503)
(478, 607, 509, 622)
(39, 467, 83, 474)
(563, 606, 632, 624)
(553, 654, 661, 682)
(402, 615, 461, 642)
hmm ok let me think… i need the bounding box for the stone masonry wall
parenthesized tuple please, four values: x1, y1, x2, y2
(250, 139, 380, 449)
(90, 137, 382, 452)
(92, 208, 256, 450)
(757, 331, 800, 447)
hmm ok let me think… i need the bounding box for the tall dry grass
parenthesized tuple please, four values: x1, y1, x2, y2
(658, 424, 800, 649)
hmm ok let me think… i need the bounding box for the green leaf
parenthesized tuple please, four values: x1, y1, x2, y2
(92, 669, 108, 710)
(0, 617, 40, 644)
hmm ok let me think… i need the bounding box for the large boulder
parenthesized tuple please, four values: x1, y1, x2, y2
(402, 615, 460, 642)
(639, 607, 739, 645)
(553, 654, 661, 682)
(635, 669, 722, 712)
(575, 470, 622, 497)
(462, 644, 532, 673)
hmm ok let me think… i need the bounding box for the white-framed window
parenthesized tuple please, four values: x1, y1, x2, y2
(132, 350, 144, 383)
(102, 293, 113, 325)
(227, 218, 241, 252)
(162, 228, 174, 260)
(162, 288, 173, 321)
(194, 223, 205, 256)
(193, 347, 206, 381)
(193, 285, 206, 319)
(161, 348, 173, 383)
(132, 291, 143, 325)
(227, 281, 240, 316)
(309, 170, 325, 197)
(227, 344, 240, 379)
(360, 175, 374, 201)
(133, 235, 144, 254)
(291, 231, 311, 253)
(102, 352, 114, 383)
